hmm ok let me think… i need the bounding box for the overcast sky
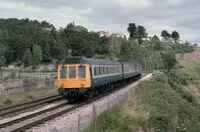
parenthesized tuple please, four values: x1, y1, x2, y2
(0, 0, 199, 44)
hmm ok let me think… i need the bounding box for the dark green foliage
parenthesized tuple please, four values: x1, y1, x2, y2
(0, 43, 5, 69)
(118, 41, 142, 61)
(171, 31, 180, 42)
(137, 25, 146, 44)
(0, 18, 111, 66)
(0, 18, 54, 65)
(127, 23, 146, 44)
(161, 30, 171, 38)
(127, 23, 137, 39)
(32, 44, 42, 68)
(161, 51, 177, 71)
(23, 49, 32, 67)
(0, 18, 194, 70)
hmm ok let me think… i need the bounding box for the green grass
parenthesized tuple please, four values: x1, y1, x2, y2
(86, 65, 200, 132)
(0, 87, 58, 108)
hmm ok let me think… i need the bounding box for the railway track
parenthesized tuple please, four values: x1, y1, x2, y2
(0, 73, 150, 132)
(0, 94, 62, 118)
(0, 101, 74, 132)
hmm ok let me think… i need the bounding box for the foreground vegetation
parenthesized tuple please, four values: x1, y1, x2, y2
(86, 61, 200, 132)
(0, 87, 57, 108)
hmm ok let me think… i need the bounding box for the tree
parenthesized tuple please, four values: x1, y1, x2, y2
(23, 49, 32, 67)
(137, 25, 146, 44)
(171, 31, 180, 42)
(152, 35, 160, 41)
(161, 30, 171, 40)
(0, 43, 5, 69)
(193, 43, 198, 47)
(127, 23, 137, 39)
(32, 45, 42, 68)
(161, 51, 177, 72)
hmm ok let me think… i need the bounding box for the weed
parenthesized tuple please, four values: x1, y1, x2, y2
(3, 98, 13, 105)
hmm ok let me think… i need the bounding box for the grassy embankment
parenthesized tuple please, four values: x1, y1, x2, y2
(86, 60, 200, 132)
(0, 87, 57, 108)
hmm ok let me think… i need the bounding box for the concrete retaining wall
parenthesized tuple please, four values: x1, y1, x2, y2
(0, 79, 56, 95)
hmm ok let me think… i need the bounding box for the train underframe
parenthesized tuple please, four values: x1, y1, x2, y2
(58, 74, 141, 102)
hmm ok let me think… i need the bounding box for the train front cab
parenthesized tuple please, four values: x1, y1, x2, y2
(57, 64, 91, 96)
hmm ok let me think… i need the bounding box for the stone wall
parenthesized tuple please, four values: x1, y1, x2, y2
(0, 79, 56, 95)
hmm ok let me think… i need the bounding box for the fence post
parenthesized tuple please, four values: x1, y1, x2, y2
(107, 97, 110, 109)
(18, 70, 20, 79)
(118, 93, 120, 103)
(92, 104, 97, 131)
(40, 72, 41, 81)
(77, 114, 81, 132)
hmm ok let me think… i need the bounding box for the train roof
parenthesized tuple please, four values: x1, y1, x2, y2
(62, 57, 121, 65)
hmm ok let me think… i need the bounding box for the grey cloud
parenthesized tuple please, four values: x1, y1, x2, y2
(1, 0, 200, 43)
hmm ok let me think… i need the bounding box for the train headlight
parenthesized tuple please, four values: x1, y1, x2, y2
(80, 83, 84, 88)
(61, 83, 64, 88)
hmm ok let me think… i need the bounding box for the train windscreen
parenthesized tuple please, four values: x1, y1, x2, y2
(78, 66, 86, 78)
(69, 66, 76, 79)
(60, 66, 67, 79)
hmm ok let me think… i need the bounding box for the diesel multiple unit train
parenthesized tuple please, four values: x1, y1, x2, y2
(57, 57, 142, 101)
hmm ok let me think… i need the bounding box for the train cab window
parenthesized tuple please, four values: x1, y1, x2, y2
(69, 66, 76, 79)
(60, 66, 67, 79)
(78, 66, 86, 78)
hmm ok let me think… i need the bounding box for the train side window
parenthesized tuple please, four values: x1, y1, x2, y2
(111, 67, 114, 73)
(108, 67, 110, 74)
(69, 66, 76, 79)
(99, 66, 101, 75)
(94, 67, 97, 76)
(101, 66, 103, 75)
(96, 67, 99, 76)
(106, 67, 108, 74)
(104, 66, 107, 75)
(78, 66, 86, 78)
(60, 66, 67, 79)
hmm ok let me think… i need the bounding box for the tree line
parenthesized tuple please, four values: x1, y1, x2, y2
(0, 18, 195, 71)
